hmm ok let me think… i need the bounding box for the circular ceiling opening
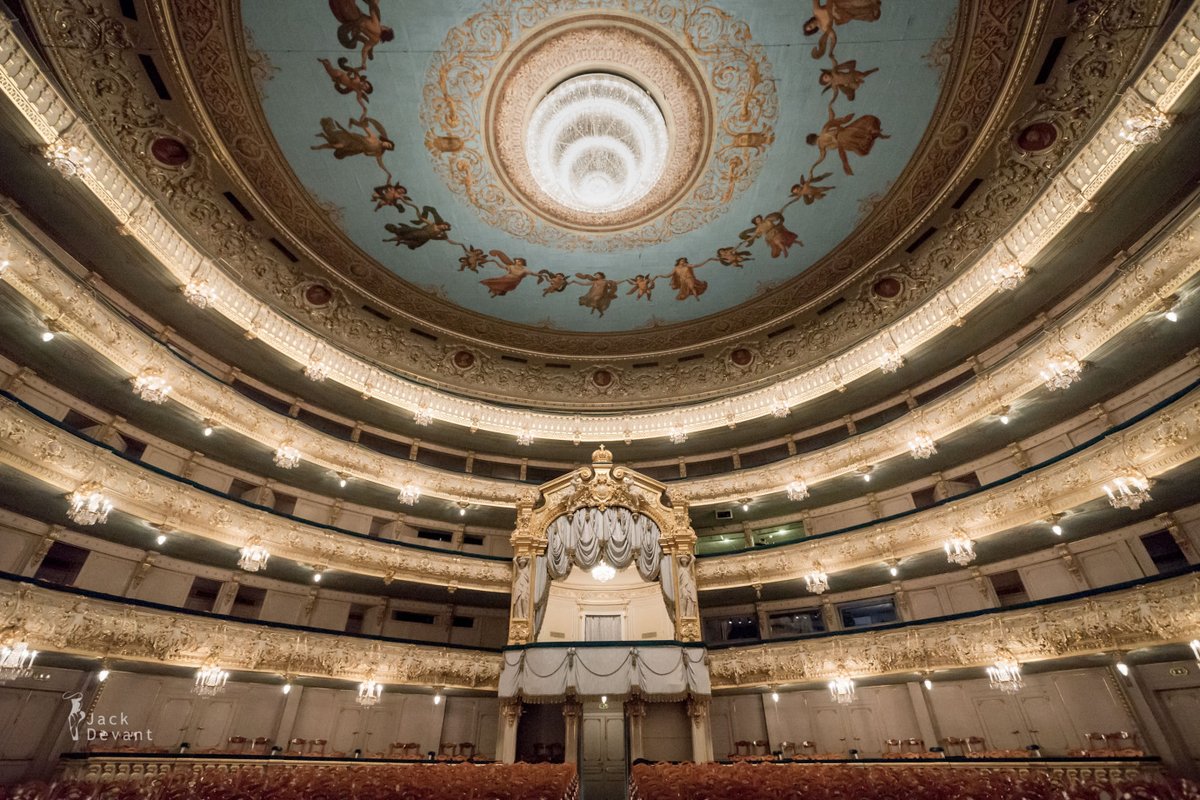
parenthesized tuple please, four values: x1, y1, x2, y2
(525, 73, 669, 215)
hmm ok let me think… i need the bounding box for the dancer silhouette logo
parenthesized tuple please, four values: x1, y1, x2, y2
(61, 693, 153, 744)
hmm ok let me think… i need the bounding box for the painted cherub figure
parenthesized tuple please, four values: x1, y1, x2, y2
(384, 207, 451, 250)
(480, 250, 534, 296)
(717, 247, 753, 268)
(537, 270, 569, 296)
(312, 116, 394, 171)
(318, 57, 374, 108)
(804, 0, 882, 59)
(819, 59, 879, 101)
(372, 182, 410, 211)
(740, 213, 800, 259)
(627, 274, 656, 300)
(790, 172, 833, 205)
(664, 258, 708, 301)
(329, 0, 395, 67)
(807, 107, 889, 176)
(575, 273, 619, 317)
(458, 246, 488, 272)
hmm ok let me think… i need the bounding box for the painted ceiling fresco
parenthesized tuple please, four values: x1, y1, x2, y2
(242, 1, 957, 332)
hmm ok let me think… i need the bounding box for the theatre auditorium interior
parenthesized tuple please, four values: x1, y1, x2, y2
(1, 0, 1200, 798)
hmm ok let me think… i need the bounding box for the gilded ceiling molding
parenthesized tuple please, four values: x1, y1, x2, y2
(0, 182, 1196, 508)
(697, 384, 1200, 589)
(0, 3, 1184, 429)
(0, 397, 512, 593)
(0, 577, 501, 690)
(707, 570, 1200, 690)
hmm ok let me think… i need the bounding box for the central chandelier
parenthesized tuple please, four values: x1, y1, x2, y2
(987, 660, 1024, 694)
(525, 73, 668, 214)
(944, 531, 976, 566)
(828, 675, 856, 704)
(786, 480, 810, 502)
(131, 370, 172, 404)
(804, 567, 829, 595)
(591, 560, 616, 583)
(66, 482, 114, 526)
(358, 679, 383, 706)
(1040, 355, 1082, 391)
(908, 432, 937, 460)
(273, 444, 301, 469)
(193, 665, 229, 697)
(238, 543, 270, 573)
(398, 481, 421, 506)
(1104, 475, 1152, 510)
(0, 641, 37, 682)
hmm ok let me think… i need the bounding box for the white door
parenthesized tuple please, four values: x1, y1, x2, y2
(974, 696, 1025, 750)
(190, 699, 236, 750)
(364, 706, 399, 756)
(581, 709, 625, 800)
(150, 697, 196, 749)
(1016, 694, 1072, 755)
(847, 706, 882, 756)
(812, 706, 847, 754)
(331, 706, 364, 754)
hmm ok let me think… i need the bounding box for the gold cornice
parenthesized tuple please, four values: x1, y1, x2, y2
(708, 570, 1200, 690)
(0, 577, 500, 689)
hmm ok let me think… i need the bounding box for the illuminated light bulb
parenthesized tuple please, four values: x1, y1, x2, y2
(923, 679, 933, 691)
(889, 565, 899, 577)
(1166, 309, 1179, 323)
(1116, 662, 1130, 677)
(1000, 414, 1010, 425)
(742, 503, 750, 512)
(339, 478, 347, 488)
(863, 473, 871, 482)
(202, 425, 214, 437)
(770, 690, 780, 703)
(98, 668, 110, 682)
(1051, 524, 1063, 535)
(433, 692, 443, 705)
(459, 507, 467, 517)
(41, 330, 55, 342)
(156, 534, 167, 546)
(282, 683, 292, 694)
(313, 572, 322, 583)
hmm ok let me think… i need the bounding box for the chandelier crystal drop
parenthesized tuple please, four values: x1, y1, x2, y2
(1040, 355, 1082, 391)
(944, 532, 976, 566)
(0, 641, 37, 682)
(525, 74, 669, 214)
(987, 660, 1024, 694)
(804, 568, 829, 595)
(131, 370, 172, 404)
(193, 665, 229, 697)
(182, 278, 217, 309)
(398, 482, 421, 506)
(66, 482, 114, 526)
(908, 432, 937, 460)
(237, 543, 270, 573)
(357, 679, 383, 706)
(879, 348, 905, 374)
(990, 258, 1026, 291)
(828, 675, 856, 704)
(786, 480, 810, 502)
(273, 444, 301, 469)
(1119, 105, 1170, 145)
(591, 560, 616, 583)
(1104, 475, 1152, 510)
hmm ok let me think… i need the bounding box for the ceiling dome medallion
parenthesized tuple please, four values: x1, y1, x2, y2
(525, 73, 669, 215)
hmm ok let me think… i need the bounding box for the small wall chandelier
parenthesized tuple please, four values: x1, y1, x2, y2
(908, 432, 937, 460)
(42, 139, 91, 177)
(828, 675, 856, 704)
(238, 543, 270, 573)
(398, 481, 421, 506)
(193, 665, 229, 697)
(0, 641, 38, 682)
(414, 404, 434, 427)
(944, 531, 976, 566)
(303, 358, 330, 382)
(1104, 475, 1152, 510)
(668, 423, 687, 444)
(131, 370, 172, 404)
(591, 559, 616, 583)
(1040, 355, 1082, 391)
(273, 444, 301, 469)
(182, 278, 217, 309)
(1118, 103, 1170, 145)
(786, 480, 810, 502)
(990, 258, 1026, 291)
(770, 393, 790, 418)
(804, 566, 829, 595)
(516, 428, 534, 446)
(879, 347, 905, 373)
(987, 660, 1024, 694)
(357, 679, 383, 706)
(66, 482, 114, 526)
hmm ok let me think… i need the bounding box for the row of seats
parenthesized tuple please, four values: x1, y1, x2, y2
(82, 738, 486, 761)
(727, 731, 1143, 760)
(519, 742, 565, 763)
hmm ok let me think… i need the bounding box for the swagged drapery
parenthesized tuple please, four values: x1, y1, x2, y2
(531, 507, 673, 636)
(499, 644, 710, 702)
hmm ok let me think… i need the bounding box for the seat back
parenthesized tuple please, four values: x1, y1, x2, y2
(1084, 732, 1108, 749)
(940, 737, 965, 757)
(249, 737, 271, 754)
(778, 741, 796, 759)
(286, 737, 306, 754)
(903, 737, 925, 753)
(883, 738, 901, 753)
(964, 736, 985, 752)
(751, 739, 771, 756)
(309, 738, 328, 755)
(439, 741, 458, 757)
(459, 742, 476, 759)
(799, 740, 817, 754)
(548, 742, 565, 762)
(226, 736, 248, 753)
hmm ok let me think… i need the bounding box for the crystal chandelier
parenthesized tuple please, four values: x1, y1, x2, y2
(805, 567, 829, 595)
(668, 423, 687, 444)
(591, 560, 616, 583)
(398, 482, 421, 506)
(1119, 105, 1170, 145)
(238, 543, 270, 572)
(987, 660, 1024, 694)
(1040, 355, 1082, 391)
(183, 278, 217, 309)
(828, 675, 856, 704)
(878, 348, 905, 374)
(908, 432, 937, 460)
(770, 394, 790, 418)
(0, 641, 38, 682)
(273, 444, 301, 469)
(414, 404, 433, 427)
(193, 665, 229, 697)
(66, 482, 114, 526)
(516, 428, 533, 446)
(1104, 475, 1152, 510)
(131, 370, 172, 404)
(990, 258, 1026, 291)
(358, 679, 383, 706)
(944, 532, 976, 566)
(43, 139, 91, 177)
(786, 480, 810, 502)
(303, 359, 330, 382)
